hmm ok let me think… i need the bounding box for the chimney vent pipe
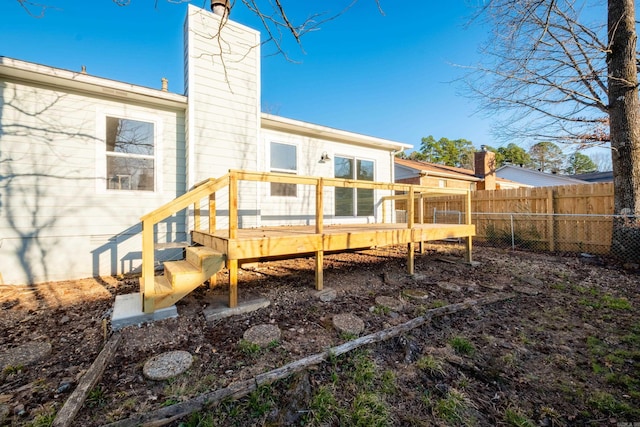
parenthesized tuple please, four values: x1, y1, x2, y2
(211, 0, 230, 16)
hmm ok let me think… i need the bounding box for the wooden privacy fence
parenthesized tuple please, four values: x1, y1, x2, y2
(393, 183, 616, 254)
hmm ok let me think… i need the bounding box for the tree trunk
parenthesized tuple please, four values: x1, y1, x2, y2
(608, 0, 640, 261)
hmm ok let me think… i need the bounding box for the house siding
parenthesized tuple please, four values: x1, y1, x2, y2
(0, 79, 187, 285)
(260, 128, 395, 225)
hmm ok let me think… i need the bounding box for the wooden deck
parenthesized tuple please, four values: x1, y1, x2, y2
(140, 170, 475, 313)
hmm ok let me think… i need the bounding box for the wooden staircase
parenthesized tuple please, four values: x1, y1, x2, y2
(144, 246, 225, 312)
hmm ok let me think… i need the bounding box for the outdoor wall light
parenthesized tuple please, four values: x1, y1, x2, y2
(319, 152, 331, 163)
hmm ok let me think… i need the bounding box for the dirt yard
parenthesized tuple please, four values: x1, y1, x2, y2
(1, 243, 639, 426)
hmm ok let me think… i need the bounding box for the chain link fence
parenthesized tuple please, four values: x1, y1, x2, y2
(397, 208, 640, 261)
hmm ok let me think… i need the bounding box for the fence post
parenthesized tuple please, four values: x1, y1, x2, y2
(510, 214, 515, 250)
(547, 187, 555, 251)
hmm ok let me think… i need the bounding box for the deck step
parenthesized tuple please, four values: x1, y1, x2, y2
(153, 276, 173, 296)
(186, 246, 223, 268)
(164, 260, 201, 287)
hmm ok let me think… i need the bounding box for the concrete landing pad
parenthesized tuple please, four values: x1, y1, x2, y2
(111, 293, 178, 331)
(204, 295, 270, 322)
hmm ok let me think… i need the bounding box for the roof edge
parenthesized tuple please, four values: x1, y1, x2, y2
(0, 56, 188, 109)
(261, 113, 412, 151)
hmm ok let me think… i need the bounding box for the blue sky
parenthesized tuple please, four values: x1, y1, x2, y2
(1, 1, 505, 152)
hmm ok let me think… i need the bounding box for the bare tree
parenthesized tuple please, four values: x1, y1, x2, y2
(467, 0, 639, 260)
(607, 0, 640, 259)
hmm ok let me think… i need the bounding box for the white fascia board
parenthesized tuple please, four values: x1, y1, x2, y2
(0, 56, 188, 110)
(261, 113, 412, 152)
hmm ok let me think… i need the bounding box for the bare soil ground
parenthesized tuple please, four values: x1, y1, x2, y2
(1, 243, 639, 426)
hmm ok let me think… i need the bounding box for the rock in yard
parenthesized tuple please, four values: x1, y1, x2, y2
(333, 313, 365, 336)
(143, 350, 193, 381)
(316, 288, 337, 302)
(243, 324, 281, 347)
(479, 282, 505, 291)
(402, 289, 430, 302)
(437, 282, 462, 292)
(375, 296, 404, 312)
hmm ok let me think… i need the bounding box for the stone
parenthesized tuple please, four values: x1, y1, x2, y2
(243, 324, 281, 347)
(333, 313, 365, 336)
(204, 296, 270, 322)
(316, 288, 337, 302)
(56, 378, 74, 394)
(437, 282, 462, 292)
(375, 296, 404, 312)
(0, 342, 51, 370)
(402, 289, 430, 302)
(479, 282, 505, 291)
(143, 350, 193, 381)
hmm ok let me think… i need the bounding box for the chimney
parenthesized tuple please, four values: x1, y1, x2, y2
(474, 149, 496, 191)
(211, 0, 230, 16)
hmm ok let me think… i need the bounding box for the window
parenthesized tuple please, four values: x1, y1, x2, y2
(334, 156, 375, 217)
(106, 117, 155, 191)
(438, 179, 447, 188)
(270, 142, 297, 197)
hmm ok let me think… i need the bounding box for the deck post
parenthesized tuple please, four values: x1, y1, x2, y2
(418, 193, 425, 254)
(209, 193, 216, 233)
(193, 201, 201, 231)
(315, 178, 324, 290)
(208, 193, 217, 288)
(229, 172, 238, 240)
(407, 187, 415, 275)
(315, 251, 324, 291)
(464, 188, 473, 263)
(141, 220, 155, 313)
(228, 172, 239, 306)
(228, 259, 238, 308)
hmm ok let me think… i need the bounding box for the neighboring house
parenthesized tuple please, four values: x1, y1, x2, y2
(394, 155, 529, 191)
(573, 171, 613, 183)
(496, 165, 589, 187)
(0, 4, 410, 285)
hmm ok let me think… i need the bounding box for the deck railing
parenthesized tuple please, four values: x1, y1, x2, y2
(139, 170, 472, 307)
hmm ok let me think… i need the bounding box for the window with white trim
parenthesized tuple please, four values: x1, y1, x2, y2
(270, 142, 297, 197)
(105, 117, 155, 191)
(334, 156, 375, 217)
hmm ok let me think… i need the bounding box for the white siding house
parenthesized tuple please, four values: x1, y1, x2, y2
(0, 5, 409, 285)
